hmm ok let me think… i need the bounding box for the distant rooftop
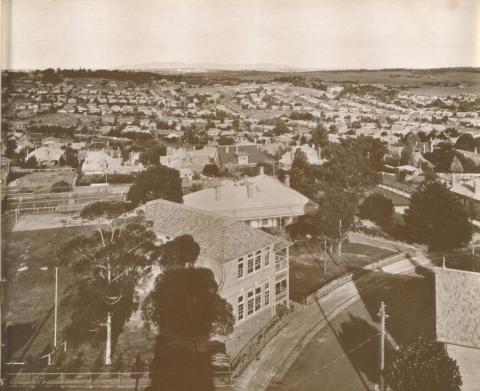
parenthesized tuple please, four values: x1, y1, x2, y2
(184, 174, 317, 220)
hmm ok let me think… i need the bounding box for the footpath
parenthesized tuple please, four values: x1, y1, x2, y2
(235, 252, 435, 391)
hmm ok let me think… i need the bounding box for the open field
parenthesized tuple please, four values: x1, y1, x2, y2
(187, 68, 480, 93)
(289, 239, 396, 302)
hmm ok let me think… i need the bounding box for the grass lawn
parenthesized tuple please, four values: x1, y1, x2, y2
(289, 239, 396, 303)
(2, 222, 156, 373)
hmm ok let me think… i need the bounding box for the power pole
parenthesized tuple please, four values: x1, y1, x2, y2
(338, 218, 342, 260)
(54, 267, 58, 348)
(378, 301, 388, 391)
(324, 238, 327, 274)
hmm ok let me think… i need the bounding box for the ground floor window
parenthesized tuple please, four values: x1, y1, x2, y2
(247, 291, 254, 315)
(254, 287, 262, 312)
(264, 283, 270, 307)
(237, 295, 244, 321)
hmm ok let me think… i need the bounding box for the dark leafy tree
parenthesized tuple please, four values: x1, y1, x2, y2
(308, 187, 357, 239)
(272, 121, 289, 135)
(23, 156, 38, 169)
(143, 267, 234, 357)
(311, 123, 329, 149)
(159, 234, 200, 269)
(404, 181, 472, 251)
(5, 138, 17, 159)
(58, 202, 160, 365)
(359, 193, 394, 227)
(127, 165, 183, 206)
(51, 180, 71, 193)
(290, 149, 318, 199)
(386, 335, 462, 391)
(320, 139, 381, 195)
(423, 142, 454, 172)
(217, 136, 235, 146)
(202, 164, 220, 177)
(139, 144, 166, 167)
(454, 133, 476, 152)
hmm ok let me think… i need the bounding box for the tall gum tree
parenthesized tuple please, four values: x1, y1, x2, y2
(58, 201, 161, 365)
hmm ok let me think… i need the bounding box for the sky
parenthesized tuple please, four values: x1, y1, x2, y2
(2, 0, 479, 70)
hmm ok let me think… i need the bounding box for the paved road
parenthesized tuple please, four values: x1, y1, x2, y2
(235, 253, 434, 391)
(269, 269, 435, 391)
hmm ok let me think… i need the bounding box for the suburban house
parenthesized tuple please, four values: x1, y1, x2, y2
(25, 146, 65, 167)
(143, 198, 291, 330)
(279, 144, 326, 170)
(160, 146, 217, 184)
(184, 173, 317, 230)
(81, 150, 144, 176)
(214, 144, 272, 172)
(435, 266, 480, 391)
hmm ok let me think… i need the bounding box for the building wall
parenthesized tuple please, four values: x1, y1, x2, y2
(200, 245, 276, 325)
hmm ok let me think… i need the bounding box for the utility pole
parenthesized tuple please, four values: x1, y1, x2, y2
(54, 267, 58, 348)
(324, 238, 327, 274)
(338, 218, 342, 260)
(378, 301, 388, 391)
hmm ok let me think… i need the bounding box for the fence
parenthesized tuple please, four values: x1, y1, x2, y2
(229, 307, 297, 380)
(7, 188, 128, 215)
(6, 370, 233, 389)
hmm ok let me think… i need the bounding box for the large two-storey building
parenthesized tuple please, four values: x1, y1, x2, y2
(143, 198, 291, 327)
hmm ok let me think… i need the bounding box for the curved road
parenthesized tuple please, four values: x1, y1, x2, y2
(235, 253, 435, 391)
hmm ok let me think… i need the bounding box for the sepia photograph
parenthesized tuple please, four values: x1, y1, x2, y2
(0, 0, 479, 390)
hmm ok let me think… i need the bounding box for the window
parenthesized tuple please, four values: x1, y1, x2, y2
(264, 283, 270, 306)
(255, 250, 262, 271)
(255, 287, 262, 312)
(247, 255, 254, 274)
(237, 295, 244, 321)
(237, 257, 244, 279)
(261, 218, 269, 225)
(247, 291, 254, 315)
(264, 251, 270, 267)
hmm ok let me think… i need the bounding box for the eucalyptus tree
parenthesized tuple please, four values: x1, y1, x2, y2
(58, 201, 161, 365)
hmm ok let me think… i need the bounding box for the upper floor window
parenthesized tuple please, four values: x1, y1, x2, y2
(264, 250, 270, 267)
(237, 257, 244, 279)
(247, 255, 254, 274)
(237, 295, 244, 321)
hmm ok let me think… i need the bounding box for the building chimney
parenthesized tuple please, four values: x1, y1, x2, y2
(285, 174, 290, 187)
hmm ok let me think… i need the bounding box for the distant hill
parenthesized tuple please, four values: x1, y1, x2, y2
(116, 61, 306, 72)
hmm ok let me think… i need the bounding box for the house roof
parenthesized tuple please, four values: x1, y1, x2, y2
(279, 145, 326, 167)
(143, 198, 281, 264)
(26, 146, 64, 163)
(216, 144, 271, 167)
(435, 267, 480, 349)
(184, 174, 317, 220)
